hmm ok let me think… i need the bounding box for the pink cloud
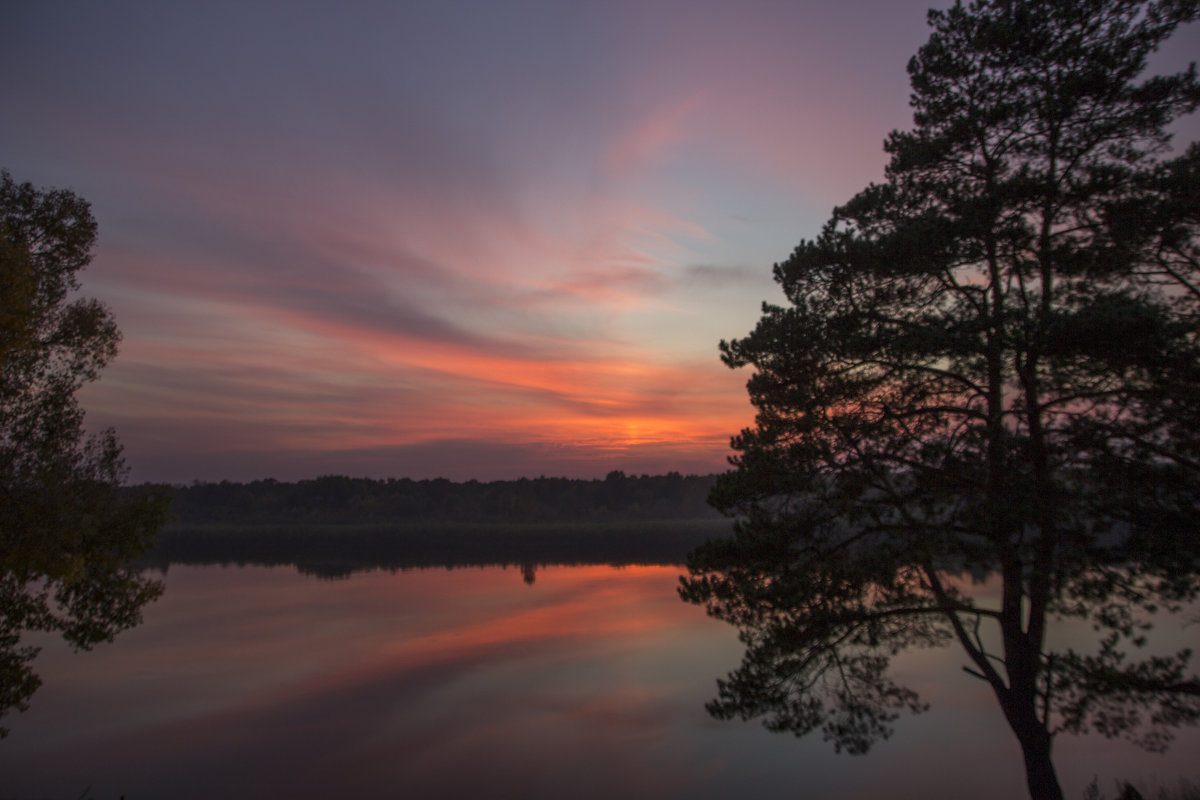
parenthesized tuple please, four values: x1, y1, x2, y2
(606, 93, 706, 175)
(10, 0, 953, 482)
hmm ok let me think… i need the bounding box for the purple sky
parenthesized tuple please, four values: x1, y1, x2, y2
(4, 1, 1197, 483)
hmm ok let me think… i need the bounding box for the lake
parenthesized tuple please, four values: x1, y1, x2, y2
(1, 562, 1197, 799)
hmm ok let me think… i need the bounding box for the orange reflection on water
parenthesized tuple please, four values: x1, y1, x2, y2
(6, 563, 1197, 800)
(277, 564, 695, 704)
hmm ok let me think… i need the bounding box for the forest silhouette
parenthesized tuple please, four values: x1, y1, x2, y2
(146, 472, 727, 578)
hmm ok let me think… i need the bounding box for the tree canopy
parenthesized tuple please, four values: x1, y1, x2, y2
(0, 170, 169, 737)
(679, 2, 1200, 798)
(167, 472, 720, 525)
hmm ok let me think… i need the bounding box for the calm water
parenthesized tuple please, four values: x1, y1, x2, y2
(2, 564, 1196, 799)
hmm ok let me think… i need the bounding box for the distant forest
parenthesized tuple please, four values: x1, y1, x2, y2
(167, 470, 723, 526)
(151, 472, 728, 577)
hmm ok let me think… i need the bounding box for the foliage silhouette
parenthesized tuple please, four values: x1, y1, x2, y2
(680, 2, 1200, 799)
(167, 471, 720, 526)
(0, 171, 169, 737)
(154, 473, 727, 579)
(142, 519, 731, 580)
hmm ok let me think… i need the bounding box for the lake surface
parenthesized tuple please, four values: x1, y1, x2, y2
(2, 563, 1197, 799)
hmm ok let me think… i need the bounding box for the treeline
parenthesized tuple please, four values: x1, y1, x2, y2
(168, 471, 722, 526)
(141, 519, 733, 579)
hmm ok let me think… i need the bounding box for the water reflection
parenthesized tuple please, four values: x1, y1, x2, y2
(140, 519, 731, 579)
(0, 565, 1195, 799)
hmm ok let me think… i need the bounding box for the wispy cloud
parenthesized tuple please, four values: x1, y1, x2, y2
(4, 0, 974, 480)
(680, 264, 759, 288)
(606, 93, 705, 175)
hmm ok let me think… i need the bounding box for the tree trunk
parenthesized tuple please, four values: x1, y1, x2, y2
(1013, 715, 1064, 800)
(995, 583, 1064, 800)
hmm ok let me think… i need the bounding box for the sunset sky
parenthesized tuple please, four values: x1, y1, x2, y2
(5, 1, 1197, 483)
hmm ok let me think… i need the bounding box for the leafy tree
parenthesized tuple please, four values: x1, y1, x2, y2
(0, 170, 169, 737)
(680, 2, 1200, 798)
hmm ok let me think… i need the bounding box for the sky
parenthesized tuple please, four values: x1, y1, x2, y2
(4, 1, 1198, 484)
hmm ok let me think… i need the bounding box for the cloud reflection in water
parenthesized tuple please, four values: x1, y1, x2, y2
(2, 565, 1196, 799)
